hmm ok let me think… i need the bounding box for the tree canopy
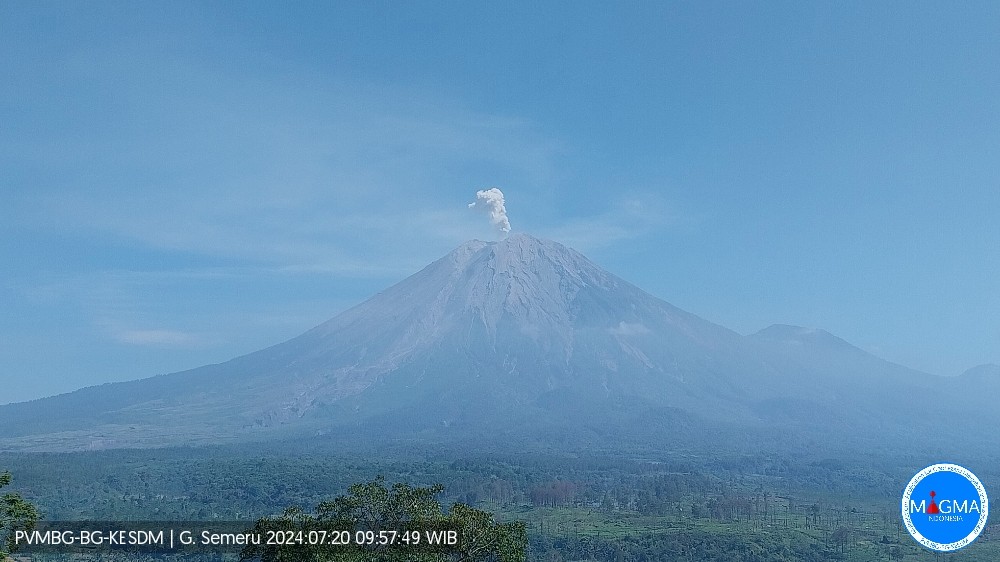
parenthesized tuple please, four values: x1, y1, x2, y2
(0, 471, 39, 559)
(242, 477, 526, 562)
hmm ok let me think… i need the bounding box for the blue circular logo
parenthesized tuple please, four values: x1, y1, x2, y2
(901, 463, 989, 551)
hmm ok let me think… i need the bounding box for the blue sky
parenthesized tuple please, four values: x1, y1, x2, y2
(2, 1, 998, 405)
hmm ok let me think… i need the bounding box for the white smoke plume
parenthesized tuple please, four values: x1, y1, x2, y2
(468, 188, 511, 235)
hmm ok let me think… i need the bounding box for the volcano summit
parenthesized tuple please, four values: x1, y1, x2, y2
(0, 234, 988, 453)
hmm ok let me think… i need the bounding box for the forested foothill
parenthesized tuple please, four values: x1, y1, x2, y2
(3, 440, 998, 561)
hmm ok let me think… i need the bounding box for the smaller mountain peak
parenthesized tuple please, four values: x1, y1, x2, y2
(751, 324, 852, 348)
(960, 363, 1000, 380)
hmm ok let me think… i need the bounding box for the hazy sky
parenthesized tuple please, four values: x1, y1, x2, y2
(2, 2, 998, 405)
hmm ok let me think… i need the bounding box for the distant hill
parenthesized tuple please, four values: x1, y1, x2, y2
(960, 363, 1000, 382)
(0, 234, 993, 454)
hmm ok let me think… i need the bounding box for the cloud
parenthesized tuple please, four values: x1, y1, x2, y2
(468, 187, 512, 235)
(6, 49, 563, 277)
(112, 329, 200, 347)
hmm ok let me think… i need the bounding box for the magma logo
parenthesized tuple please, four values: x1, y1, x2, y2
(901, 463, 989, 551)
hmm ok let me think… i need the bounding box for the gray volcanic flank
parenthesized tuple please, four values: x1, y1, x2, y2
(0, 234, 990, 453)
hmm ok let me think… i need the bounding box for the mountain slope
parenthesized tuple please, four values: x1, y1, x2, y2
(0, 234, 988, 453)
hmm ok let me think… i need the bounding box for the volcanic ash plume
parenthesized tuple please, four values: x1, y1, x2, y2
(468, 188, 511, 235)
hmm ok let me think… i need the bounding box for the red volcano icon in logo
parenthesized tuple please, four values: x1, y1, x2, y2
(927, 491, 940, 515)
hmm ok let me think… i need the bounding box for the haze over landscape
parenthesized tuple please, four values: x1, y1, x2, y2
(1, 232, 996, 457)
(3, 3, 999, 408)
(4, 4, 1000, 561)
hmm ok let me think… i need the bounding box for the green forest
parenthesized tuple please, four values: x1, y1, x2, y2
(2, 443, 997, 561)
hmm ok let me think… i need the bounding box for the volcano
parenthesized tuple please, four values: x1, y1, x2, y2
(0, 234, 990, 453)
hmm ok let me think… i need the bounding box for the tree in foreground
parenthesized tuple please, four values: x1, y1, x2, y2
(0, 471, 40, 560)
(242, 477, 526, 562)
